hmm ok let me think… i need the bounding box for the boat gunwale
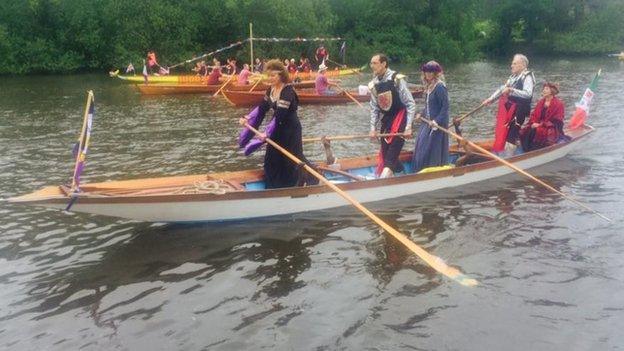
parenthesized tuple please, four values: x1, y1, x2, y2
(9, 125, 594, 205)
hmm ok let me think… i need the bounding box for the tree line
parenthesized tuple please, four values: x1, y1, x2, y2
(0, 0, 621, 74)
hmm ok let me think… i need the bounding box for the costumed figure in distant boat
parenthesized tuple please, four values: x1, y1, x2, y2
(519, 82, 567, 151)
(238, 59, 317, 189)
(483, 54, 535, 154)
(146, 50, 158, 75)
(368, 53, 416, 178)
(412, 61, 450, 173)
(314, 64, 341, 95)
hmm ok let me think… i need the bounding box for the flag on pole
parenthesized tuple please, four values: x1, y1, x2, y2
(142, 60, 148, 84)
(568, 69, 601, 129)
(339, 41, 346, 61)
(70, 91, 95, 193)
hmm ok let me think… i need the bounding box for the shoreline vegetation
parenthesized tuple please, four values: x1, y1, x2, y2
(0, 0, 622, 75)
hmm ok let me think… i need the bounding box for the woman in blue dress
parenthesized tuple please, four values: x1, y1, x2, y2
(412, 61, 449, 173)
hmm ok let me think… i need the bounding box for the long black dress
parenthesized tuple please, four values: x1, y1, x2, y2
(256, 84, 308, 189)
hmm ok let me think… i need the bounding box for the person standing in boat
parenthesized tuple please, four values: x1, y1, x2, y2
(412, 61, 449, 173)
(146, 50, 158, 75)
(315, 44, 329, 69)
(238, 59, 313, 189)
(368, 53, 416, 178)
(519, 82, 566, 151)
(483, 54, 536, 153)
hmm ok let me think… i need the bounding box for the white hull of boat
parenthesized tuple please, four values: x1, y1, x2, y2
(35, 135, 583, 222)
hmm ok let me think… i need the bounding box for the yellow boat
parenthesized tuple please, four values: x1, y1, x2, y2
(110, 67, 362, 84)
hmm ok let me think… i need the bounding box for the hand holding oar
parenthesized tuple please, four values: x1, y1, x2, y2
(334, 84, 366, 109)
(418, 116, 611, 222)
(241, 121, 478, 286)
(213, 74, 235, 97)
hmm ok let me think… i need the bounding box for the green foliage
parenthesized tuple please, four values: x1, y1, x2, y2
(0, 0, 621, 74)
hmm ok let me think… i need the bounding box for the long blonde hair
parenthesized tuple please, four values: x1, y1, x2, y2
(421, 71, 445, 92)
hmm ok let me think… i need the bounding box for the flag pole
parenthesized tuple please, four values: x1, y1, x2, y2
(249, 23, 254, 68)
(70, 90, 94, 193)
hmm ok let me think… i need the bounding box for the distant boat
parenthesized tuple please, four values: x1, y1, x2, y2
(135, 80, 315, 95)
(8, 125, 594, 223)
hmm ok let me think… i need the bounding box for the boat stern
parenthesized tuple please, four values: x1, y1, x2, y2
(7, 186, 67, 205)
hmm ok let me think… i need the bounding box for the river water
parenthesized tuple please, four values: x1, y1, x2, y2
(1, 58, 623, 350)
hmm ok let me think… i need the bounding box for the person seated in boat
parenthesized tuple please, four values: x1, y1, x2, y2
(288, 59, 298, 74)
(193, 61, 208, 77)
(482, 54, 536, 154)
(237, 64, 252, 85)
(315, 64, 341, 96)
(254, 58, 264, 73)
(368, 53, 416, 178)
(298, 57, 311, 73)
(519, 82, 566, 152)
(146, 50, 158, 75)
(206, 61, 223, 85)
(412, 61, 450, 173)
(226, 57, 239, 75)
(238, 59, 316, 189)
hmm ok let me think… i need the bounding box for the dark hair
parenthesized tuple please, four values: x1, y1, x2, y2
(373, 53, 388, 67)
(264, 59, 290, 83)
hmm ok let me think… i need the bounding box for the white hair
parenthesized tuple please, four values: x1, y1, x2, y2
(513, 54, 529, 67)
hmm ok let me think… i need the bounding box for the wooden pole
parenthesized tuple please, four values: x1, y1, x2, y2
(242, 121, 478, 286)
(70, 90, 94, 192)
(335, 85, 366, 109)
(248, 76, 263, 92)
(418, 116, 611, 222)
(454, 102, 487, 125)
(249, 23, 254, 68)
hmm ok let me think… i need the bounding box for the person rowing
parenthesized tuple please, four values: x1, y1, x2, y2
(412, 61, 450, 173)
(368, 53, 416, 178)
(482, 53, 535, 154)
(238, 59, 316, 189)
(314, 64, 341, 95)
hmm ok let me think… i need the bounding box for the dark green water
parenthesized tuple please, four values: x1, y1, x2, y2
(1, 58, 623, 350)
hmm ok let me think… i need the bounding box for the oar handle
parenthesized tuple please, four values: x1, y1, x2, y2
(242, 121, 477, 286)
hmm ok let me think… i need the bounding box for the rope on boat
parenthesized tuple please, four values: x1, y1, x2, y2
(173, 180, 238, 195)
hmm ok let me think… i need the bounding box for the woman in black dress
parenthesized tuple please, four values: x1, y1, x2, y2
(239, 59, 311, 189)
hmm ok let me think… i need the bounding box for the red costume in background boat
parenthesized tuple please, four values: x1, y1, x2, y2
(520, 96, 565, 151)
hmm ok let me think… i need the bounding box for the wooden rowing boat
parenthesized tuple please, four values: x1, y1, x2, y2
(135, 80, 315, 95)
(222, 88, 424, 107)
(114, 67, 361, 84)
(8, 125, 593, 222)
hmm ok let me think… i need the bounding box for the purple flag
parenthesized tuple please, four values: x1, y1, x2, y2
(71, 94, 95, 192)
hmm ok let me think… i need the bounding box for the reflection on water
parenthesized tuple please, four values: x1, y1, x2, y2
(1, 58, 624, 350)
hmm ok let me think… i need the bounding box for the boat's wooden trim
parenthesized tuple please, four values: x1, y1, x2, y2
(9, 125, 593, 206)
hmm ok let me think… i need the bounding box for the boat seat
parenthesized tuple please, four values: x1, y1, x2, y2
(206, 175, 244, 191)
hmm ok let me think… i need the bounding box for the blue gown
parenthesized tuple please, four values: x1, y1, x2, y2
(412, 82, 449, 173)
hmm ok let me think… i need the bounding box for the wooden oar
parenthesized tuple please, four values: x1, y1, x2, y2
(418, 116, 611, 222)
(248, 76, 264, 92)
(453, 102, 488, 125)
(303, 132, 405, 143)
(242, 121, 478, 286)
(335, 85, 366, 109)
(213, 74, 235, 97)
